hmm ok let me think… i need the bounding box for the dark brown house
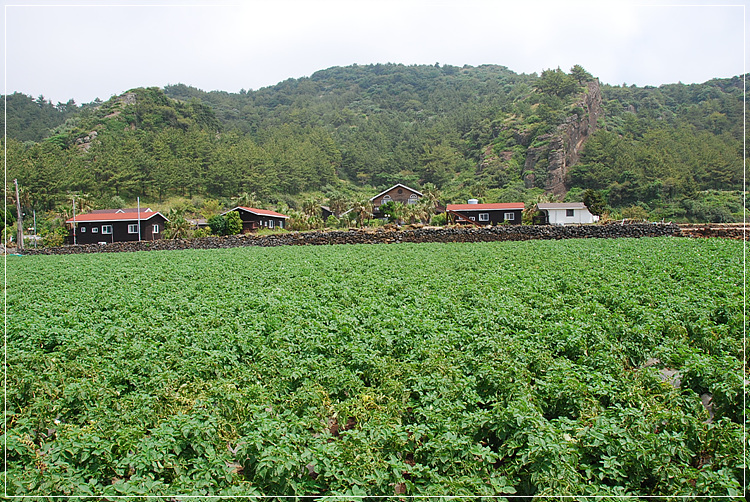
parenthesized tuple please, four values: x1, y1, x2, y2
(222, 206, 289, 232)
(370, 184, 423, 216)
(66, 208, 168, 244)
(446, 202, 524, 225)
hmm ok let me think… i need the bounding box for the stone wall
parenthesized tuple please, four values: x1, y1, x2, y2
(23, 223, 682, 256)
(678, 223, 749, 240)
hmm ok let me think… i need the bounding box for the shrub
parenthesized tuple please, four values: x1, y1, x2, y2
(42, 227, 67, 247)
(430, 213, 447, 226)
(326, 215, 339, 228)
(207, 215, 227, 235)
(622, 205, 650, 220)
(225, 211, 243, 235)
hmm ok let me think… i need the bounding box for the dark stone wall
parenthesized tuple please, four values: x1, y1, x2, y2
(677, 224, 748, 240)
(23, 223, 683, 256)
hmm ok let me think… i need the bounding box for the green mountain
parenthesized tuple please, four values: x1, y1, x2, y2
(1, 93, 82, 143)
(2, 64, 745, 222)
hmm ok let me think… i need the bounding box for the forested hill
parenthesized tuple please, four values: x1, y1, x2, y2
(3, 64, 745, 223)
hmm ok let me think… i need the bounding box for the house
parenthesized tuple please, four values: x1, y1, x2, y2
(66, 208, 168, 244)
(446, 200, 524, 225)
(321, 206, 336, 221)
(186, 218, 209, 231)
(222, 206, 289, 232)
(370, 184, 423, 216)
(535, 203, 599, 225)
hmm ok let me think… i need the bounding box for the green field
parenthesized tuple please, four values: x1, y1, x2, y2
(4, 238, 746, 497)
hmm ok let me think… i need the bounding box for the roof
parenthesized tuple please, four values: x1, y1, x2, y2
(223, 206, 289, 219)
(369, 184, 424, 201)
(536, 203, 587, 210)
(89, 207, 154, 214)
(447, 203, 525, 211)
(67, 209, 167, 223)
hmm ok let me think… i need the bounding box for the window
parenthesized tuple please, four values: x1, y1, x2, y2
(504, 212, 515, 221)
(152, 224, 159, 234)
(128, 224, 138, 234)
(102, 225, 113, 234)
(469, 216, 476, 221)
(381, 195, 392, 205)
(408, 194, 419, 204)
(80, 226, 86, 233)
(92, 227, 99, 233)
(478, 213, 490, 222)
(566, 209, 575, 217)
(269, 220, 275, 229)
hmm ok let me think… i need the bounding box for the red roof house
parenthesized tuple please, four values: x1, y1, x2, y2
(66, 208, 169, 244)
(446, 201, 524, 225)
(222, 207, 289, 232)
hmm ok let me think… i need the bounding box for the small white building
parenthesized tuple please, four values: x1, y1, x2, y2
(536, 202, 599, 225)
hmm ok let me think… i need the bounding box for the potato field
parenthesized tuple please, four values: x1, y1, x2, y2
(4, 237, 746, 498)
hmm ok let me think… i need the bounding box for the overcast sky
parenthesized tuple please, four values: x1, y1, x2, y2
(2, 0, 746, 105)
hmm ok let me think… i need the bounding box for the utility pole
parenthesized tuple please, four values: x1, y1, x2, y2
(13, 179, 23, 250)
(72, 195, 77, 245)
(137, 197, 142, 241)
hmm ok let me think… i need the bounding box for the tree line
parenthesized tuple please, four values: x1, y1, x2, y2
(2, 64, 745, 245)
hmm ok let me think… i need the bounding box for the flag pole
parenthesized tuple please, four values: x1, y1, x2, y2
(137, 197, 141, 241)
(72, 194, 76, 245)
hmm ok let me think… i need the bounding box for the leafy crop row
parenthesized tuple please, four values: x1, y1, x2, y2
(4, 237, 745, 497)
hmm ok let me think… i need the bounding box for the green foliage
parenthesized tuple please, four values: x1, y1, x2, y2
(199, 199, 222, 220)
(163, 208, 191, 239)
(582, 189, 606, 216)
(570, 64, 594, 84)
(1, 206, 16, 231)
(4, 65, 744, 224)
(192, 227, 212, 238)
(108, 196, 126, 209)
(5, 238, 744, 496)
(0, 93, 80, 142)
(621, 205, 650, 220)
(535, 67, 580, 98)
(378, 200, 402, 223)
(225, 210, 243, 235)
(429, 212, 447, 226)
(41, 226, 67, 247)
(207, 214, 227, 235)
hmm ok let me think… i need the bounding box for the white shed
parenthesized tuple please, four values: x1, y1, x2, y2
(536, 203, 599, 225)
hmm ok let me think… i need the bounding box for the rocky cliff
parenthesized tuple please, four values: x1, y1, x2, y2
(523, 80, 603, 197)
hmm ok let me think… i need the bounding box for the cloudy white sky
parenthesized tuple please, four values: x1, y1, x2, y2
(2, 0, 746, 105)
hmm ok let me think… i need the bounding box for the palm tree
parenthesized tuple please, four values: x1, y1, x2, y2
(58, 192, 95, 221)
(302, 198, 319, 217)
(407, 202, 430, 224)
(351, 199, 373, 228)
(389, 202, 407, 225)
(286, 209, 310, 231)
(420, 183, 442, 220)
(199, 199, 222, 221)
(327, 192, 349, 216)
(164, 208, 191, 239)
(232, 191, 262, 209)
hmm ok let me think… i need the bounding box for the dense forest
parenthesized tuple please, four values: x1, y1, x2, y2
(1, 63, 745, 243)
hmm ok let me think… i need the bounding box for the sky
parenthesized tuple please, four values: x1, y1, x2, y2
(2, 0, 747, 105)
